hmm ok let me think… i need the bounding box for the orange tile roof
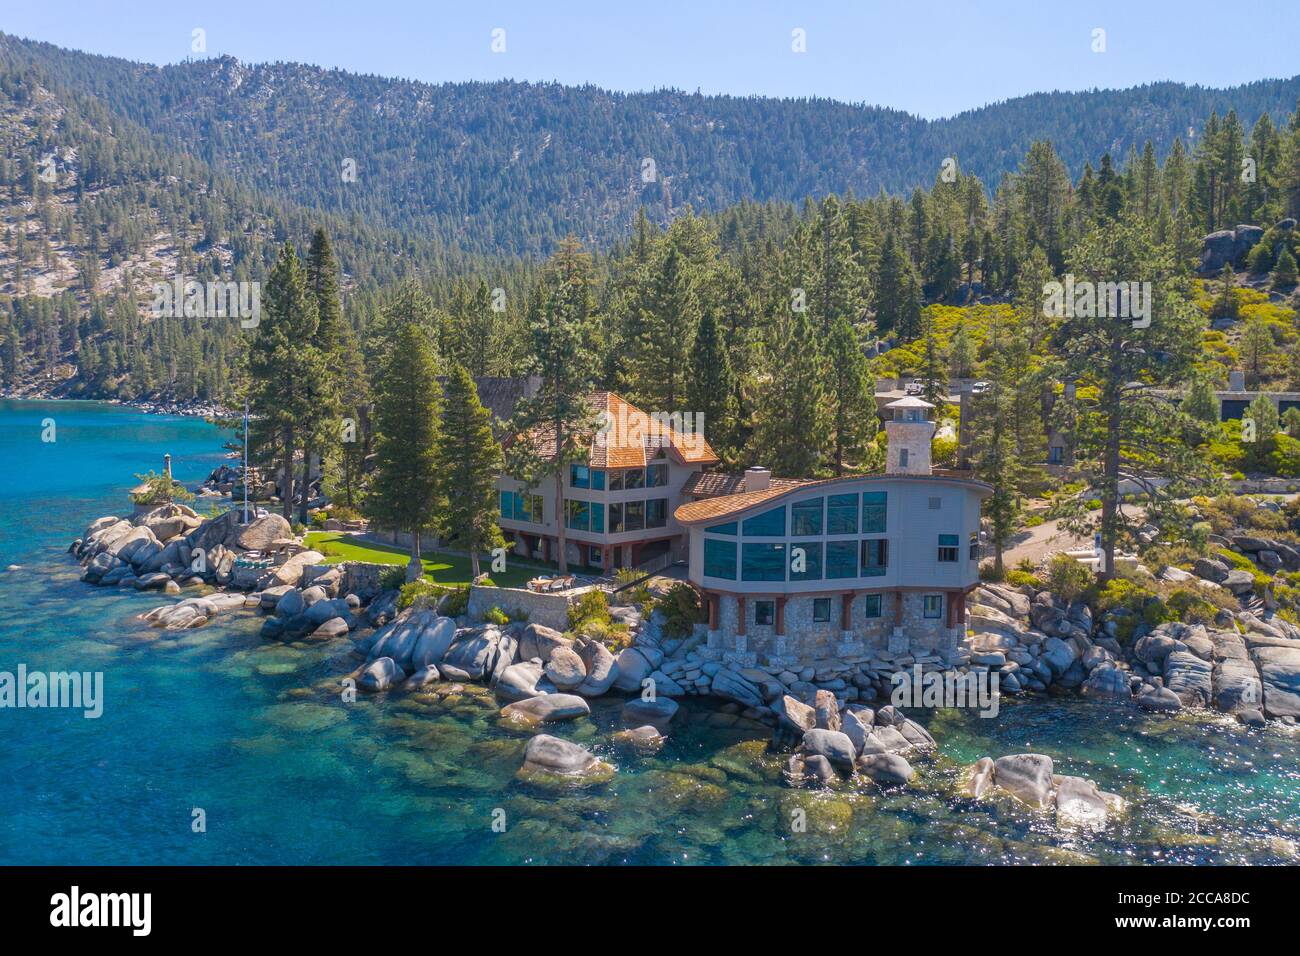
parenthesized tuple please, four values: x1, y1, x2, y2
(681, 471, 805, 498)
(674, 473, 993, 525)
(516, 391, 719, 468)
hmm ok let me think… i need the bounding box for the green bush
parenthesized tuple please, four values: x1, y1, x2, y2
(131, 470, 196, 505)
(379, 565, 407, 591)
(397, 579, 439, 610)
(654, 582, 706, 638)
(441, 585, 471, 617)
(484, 606, 510, 626)
(567, 589, 612, 632)
(1005, 569, 1042, 589)
(1045, 554, 1093, 602)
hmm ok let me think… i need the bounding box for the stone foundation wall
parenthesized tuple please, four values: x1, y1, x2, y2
(711, 592, 962, 666)
(301, 561, 389, 602)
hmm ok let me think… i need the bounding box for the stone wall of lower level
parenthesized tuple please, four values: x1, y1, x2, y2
(467, 584, 574, 631)
(707, 591, 963, 667)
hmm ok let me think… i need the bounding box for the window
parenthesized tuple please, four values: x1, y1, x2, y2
(565, 499, 590, 531)
(741, 542, 786, 581)
(589, 545, 603, 566)
(923, 594, 944, 619)
(754, 600, 775, 626)
(570, 464, 590, 489)
(899, 448, 909, 468)
(704, 539, 737, 579)
(647, 462, 667, 488)
(970, 532, 979, 561)
(938, 533, 959, 562)
(789, 541, 823, 581)
(827, 493, 858, 534)
(624, 468, 645, 490)
(863, 594, 882, 618)
(1048, 446, 1064, 464)
(791, 498, 823, 536)
(609, 471, 624, 491)
(861, 492, 887, 534)
(624, 501, 645, 531)
(591, 502, 605, 534)
(591, 469, 606, 490)
(861, 538, 888, 576)
(826, 540, 859, 579)
(812, 598, 831, 623)
(928, 497, 942, 510)
(500, 491, 543, 523)
(608, 503, 623, 533)
(705, 521, 737, 535)
(742, 506, 786, 537)
(646, 498, 668, 528)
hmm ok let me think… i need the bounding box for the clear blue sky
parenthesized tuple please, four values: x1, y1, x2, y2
(4, 0, 1298, 119)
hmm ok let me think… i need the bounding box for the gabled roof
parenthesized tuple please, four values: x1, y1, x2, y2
(515, 391, 719, 469)
(674, 473, 993, 526)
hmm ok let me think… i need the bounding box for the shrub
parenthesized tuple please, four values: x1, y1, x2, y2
(483, 606, 510, 626)
(567, 588, 612, 632)
(441, 585, 471, 617)
(1023, 514, 1045, 528)
(654, 582, 706, 638)
(131, 470, 196, 505)
(1005, 569, 1042, 589)
(397, 579, 439, 610)
(612, 567, 652, 606)
(379, 565, 407, 591)
(1045, 554, 1093, 602)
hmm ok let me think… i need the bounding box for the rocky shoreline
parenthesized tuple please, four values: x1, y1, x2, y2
(67, 500, 1300, 832)
(1, 387, 228, 419)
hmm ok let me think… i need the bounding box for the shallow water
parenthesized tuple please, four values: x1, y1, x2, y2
(2, 399, 1298, 864)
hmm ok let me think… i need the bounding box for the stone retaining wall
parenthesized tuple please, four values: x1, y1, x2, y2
(301, 561, 389, 602)
(468, 584, 575, 630)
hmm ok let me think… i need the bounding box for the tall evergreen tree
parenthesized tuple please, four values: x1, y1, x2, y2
(437, 363, 505, 579)
(825, 313, 875, 475)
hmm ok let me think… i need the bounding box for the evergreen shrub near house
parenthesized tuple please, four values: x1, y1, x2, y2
(1045, 553, 1092, 603)
(654, 582, 706, 638)
(1004, 569, 1042, 589)
(484, 606, 510, 626)
(379, 565, 407, 591)
(567, 589, 612, 633)
(397, 579, 439, 610)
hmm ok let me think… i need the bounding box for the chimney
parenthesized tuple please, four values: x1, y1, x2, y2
(744, 466, 771, 492)
(884, 398, 935, 475)
(1228, 370, 1245, 391)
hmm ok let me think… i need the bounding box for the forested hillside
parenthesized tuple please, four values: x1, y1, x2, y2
(3, 32, 1298, 256)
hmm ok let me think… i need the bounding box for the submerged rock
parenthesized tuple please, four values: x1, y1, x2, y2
(612, 725, 665, 753)
(518, 734, 613, 785)
(359, 657, 404, 693)
(991, 753, 1055, 808)
(622, 696, 679, 728)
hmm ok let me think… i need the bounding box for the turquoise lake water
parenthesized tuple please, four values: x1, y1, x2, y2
(2, 397, 1299, 865)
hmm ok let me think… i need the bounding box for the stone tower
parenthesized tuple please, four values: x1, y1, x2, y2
(884, 397, 935, 475)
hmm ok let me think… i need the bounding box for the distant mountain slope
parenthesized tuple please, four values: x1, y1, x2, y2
(3, 32, 1297, 257)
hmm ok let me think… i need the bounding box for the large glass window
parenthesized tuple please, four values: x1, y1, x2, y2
(624, 501, 645, 532)
(500, 491, 543, 523)
(791, 498, 823, 536)
(742, 506, 785, 537)
(499, 490, 511, 520)
(754, 600, 775, 626)
(938, 533, 959, 562)
(861, 538, 888, 576)
(646, 499, 668, 528)
(608, 503, 623, 533)
(863, 594, 882, 618)
(826, 540, 858, 579)
(705, 521, 737, 535)
(609, 471, 624, 491)
(592, 469, 606, 490)
(827, 493, 858, 534)
(742, 542, 786, 581)
(647, 462, 667, 488)
(565, 499, 590, 531)
(862, 492, 887, 533)
(703, 539, 737, 579)
(570, 464, 590, 489)
(591, 502, 605, 534)
(789, 541, 823, 581)
(923, 594, 944, 619)
(624, 468, 645, 490)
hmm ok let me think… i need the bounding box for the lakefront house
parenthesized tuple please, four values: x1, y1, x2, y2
(495, 392, 721, 571)
(673, 397, 991, 667)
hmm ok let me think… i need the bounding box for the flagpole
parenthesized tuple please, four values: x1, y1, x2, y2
(243, 398, 250, 524)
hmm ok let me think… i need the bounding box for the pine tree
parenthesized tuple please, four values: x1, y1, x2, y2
(631, 244, 697, 410)
(1272, 244, 1298, 290)
(437, 363, 505, 579)
(749, 307, 829, 477)
(825, 314, 875, 475)
(685, 309, 738, 459)
(367, 323, 443, 578)
(967, 314, 1023, 575)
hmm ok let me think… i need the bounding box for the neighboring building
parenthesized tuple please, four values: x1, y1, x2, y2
(674, 397, 991, 668)
(496, 392, 719, 571)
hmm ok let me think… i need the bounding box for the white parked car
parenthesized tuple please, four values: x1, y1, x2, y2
(970, 381, 991, 395)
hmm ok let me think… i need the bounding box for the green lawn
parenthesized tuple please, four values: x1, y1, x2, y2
(304, 531, 545, 588)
